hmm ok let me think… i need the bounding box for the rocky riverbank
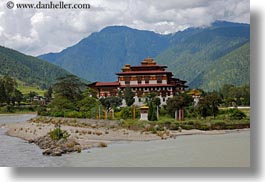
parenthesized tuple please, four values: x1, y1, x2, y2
(5, 116, 161, 156)
(30, 135, 82, 156)
(4, 116, 250, 156)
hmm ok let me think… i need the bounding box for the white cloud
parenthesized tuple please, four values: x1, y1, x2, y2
(0, 0, 250, 56)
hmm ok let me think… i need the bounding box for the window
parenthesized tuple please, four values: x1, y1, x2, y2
(125, 77, 130, 84)
(157, 76, 162, 83)
(144, 76, 150, 84)
(137, 76, 142, 84)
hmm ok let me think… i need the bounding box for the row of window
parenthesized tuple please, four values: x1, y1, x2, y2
(131, 87, 172, 91)
(123, 76, 164, 84)
(101, 90, 172, 98)
(137, 97, 167, 102)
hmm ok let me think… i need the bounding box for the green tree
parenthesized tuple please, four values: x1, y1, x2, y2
(227, 108, 247, 120)
(49, 75, 84, 113)
(77, 89, 100, 112)
(44, 86, 53, 101)
(53, 75, 84, 103)
(0, 76, 17, 105)
(195, 91, 223, 119)
(205, 92, 222, 118)
(99, 96, 122, 112)
(196, 98, 211, 119)
(145, 92, 159, 121)
(10, 89, 23, 105)
(166, 93, 193, 117)
(148, 102, 157, 121)
(0, 81, 7, 105)
(153, 97, 161, 107)
(28, 91, 38, 102)
(124, 86, 135, 107)
(220, 84, 250, 106)
(50, 95, 76, 113)
(86, 88, 98, 98)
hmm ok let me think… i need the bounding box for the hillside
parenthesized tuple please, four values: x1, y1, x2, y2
(189, 42, 250, 91)
(39, 21, 250, 91)
(155, 21, 250, 90)
(0, 46, 72, 89)
(39, 26, 171, 81)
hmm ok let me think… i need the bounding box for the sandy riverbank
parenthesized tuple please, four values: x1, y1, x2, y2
(3, 116, 250, 152)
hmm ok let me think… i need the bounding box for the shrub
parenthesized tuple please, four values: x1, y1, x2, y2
(51, 111, 64, 117)
(121, 107, 132, 119)
(193, 121, 201, 128)
(181, 125, 195, 130)
(227, 108, 247, 120)
(49, 127, 70, 140)
(114, 110, 122, 119)
(169, 123, 180, 130)
(65, 111, 84, 118)
(37, 106, 49, 116)
(0, 105, 15, 113)
(212, 121, 226, 130)
(199, 125, 211, 130)
(98, 142, 107, 147)
(159, 107, 167, 116)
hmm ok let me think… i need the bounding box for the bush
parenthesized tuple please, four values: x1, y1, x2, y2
(49, 127, 70, 140)
(212, 121, 226, 129)
(159, 107, 167, 116)
(193, 121, 201, 128)
(65, 111, 84, 118)
(199, 124, 211, 130)
(120, 119, 148, 130)
(120, 107, 140, 119)
(51, 111, 64, 117)
(37, 106, 49, 116)
(121, 107, 132, 119)
(114, 110, 122, 119)
(0, 105, 15, 113)
(169, 123, 180, 130)
(227, 108, 247, 120)
(98, 142, 107, 147)
(181, 125, 195, 130)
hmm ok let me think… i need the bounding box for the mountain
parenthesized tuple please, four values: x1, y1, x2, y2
(39, 26, 172, 81)
(189, 42, 250, 91)
(156, 21, 250, 91)
(39, 21, 250, 91)
(0, 46, 72, 89)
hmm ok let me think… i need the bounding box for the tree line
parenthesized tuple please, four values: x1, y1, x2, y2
(38, 75, 249, 121)
(0, 75, 54, 113)
(0, 75, 249, 121)
(0, 76, 23, 106)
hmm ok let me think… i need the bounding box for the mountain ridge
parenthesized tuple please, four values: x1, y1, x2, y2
(0, 46, 72, 89)
(38, 21, 250, 91)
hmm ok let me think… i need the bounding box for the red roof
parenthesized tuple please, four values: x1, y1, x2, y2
(89, 82, 120, 87)
(116, 70, 173, 75)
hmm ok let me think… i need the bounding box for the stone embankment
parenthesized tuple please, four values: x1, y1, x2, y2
(29, 135, 82, 156)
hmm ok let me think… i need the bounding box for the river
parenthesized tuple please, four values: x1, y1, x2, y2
(0, 114, 250, 167)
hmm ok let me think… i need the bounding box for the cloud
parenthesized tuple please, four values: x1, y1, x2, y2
(0, 0, 249, 56)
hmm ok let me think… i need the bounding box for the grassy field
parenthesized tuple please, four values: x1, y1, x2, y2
(17, 83, 45, 96)
(119, 107, 250, 131)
